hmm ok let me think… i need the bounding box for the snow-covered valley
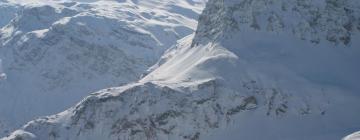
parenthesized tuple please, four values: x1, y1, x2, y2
(1, 0, 360, 140)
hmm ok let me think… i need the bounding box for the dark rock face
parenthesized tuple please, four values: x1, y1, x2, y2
(194, 0, 360, 46)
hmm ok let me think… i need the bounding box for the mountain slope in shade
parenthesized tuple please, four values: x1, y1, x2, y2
(0, 2, 17, 28)
(0, 0, 205, 137)
(2, 0, 360, 140)
(0, 59, 5, 79)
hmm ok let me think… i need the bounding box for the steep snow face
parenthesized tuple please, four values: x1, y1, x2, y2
(2, 0, 360, 140)
(144, 0, 360, 91)
(0, 0, 205, 137)
(144, 0, 360, 138)
(144, 0, 360, 139)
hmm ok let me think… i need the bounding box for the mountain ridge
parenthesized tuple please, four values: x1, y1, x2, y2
(0, 0, 205, 137)
(2, 0, 360, 139)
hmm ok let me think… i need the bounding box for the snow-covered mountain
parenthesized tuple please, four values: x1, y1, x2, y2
(0, 0, 205, 137)
(344, 131, 360, 140)
(2, 0, 360, 140)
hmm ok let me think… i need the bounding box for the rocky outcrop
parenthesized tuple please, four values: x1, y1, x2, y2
(194, 0, 360, 46)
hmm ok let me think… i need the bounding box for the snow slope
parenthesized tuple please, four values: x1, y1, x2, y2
(0, 0, 205, 137)
(2, 0, 360, 140)
(344, 131, 360, 140)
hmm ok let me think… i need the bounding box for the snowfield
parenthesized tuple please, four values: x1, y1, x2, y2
(1, 0, 360, 140)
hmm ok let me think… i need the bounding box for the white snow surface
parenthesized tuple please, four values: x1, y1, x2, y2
(0, 0, 205, 137)
(344, 131, 360, 140)
(2, 0, 360, 140)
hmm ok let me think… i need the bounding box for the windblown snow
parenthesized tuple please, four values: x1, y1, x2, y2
(1, 0, 360, 140)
